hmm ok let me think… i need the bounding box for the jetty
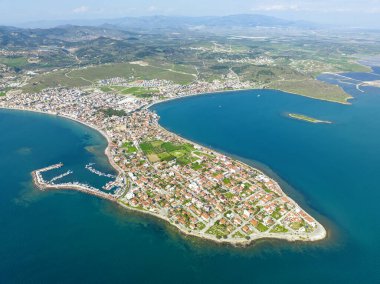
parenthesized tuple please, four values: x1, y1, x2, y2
(85, 163, 116, 178)
(50, 170, 73, 184)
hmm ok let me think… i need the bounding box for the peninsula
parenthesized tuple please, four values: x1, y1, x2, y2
(0, 82, 326, 245)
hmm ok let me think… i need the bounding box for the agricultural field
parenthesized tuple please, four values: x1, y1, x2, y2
(0, 57, 29, 69)
(139, 140, 199, 165)
(23, 62, 196, 93)
(100, 86, 160, 97)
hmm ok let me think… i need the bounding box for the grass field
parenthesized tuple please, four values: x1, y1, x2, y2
(270, 225, 288, 233)
(100, 86, 159, 97)
(23, 63, 195, 93)
(140, 140, 197, 165)
(206, 222, 230, 239)
(0, 92, 6, 97)
(256, 222, 269, 232)
(122, 141, 138, 154)
(0, 57, 29, 69)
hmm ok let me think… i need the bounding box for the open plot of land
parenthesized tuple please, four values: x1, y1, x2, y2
(270, 225, 288, 233)
(206, 223, 230, 239)
(23, 63, 195, 93)
(270, 79, 352, 104)
(122, 141, 138, 154)
(140, 140, 197, 165)
(0, 57, 29, 69)
(100, 86, 159, 97)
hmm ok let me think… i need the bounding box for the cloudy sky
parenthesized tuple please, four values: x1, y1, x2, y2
(1, 0, 380, 27)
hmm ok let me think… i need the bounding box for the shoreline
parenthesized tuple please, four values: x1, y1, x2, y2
(144, 112, 327, 245)
(117, 201, 327, 246)
(0, 90, 327, 246)
(146, 86, 351, 110)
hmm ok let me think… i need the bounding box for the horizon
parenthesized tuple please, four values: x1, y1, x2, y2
(1, 0, 380, 28)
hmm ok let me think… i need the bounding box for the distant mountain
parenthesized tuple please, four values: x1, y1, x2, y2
(0, 14, 317, 48)
(0, 25, 137, 47)
(19, 14, 317, 31)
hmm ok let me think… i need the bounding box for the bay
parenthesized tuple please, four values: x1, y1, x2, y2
(1, 71, 380, 282)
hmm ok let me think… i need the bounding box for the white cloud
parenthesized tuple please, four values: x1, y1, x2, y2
(72, 6, 90, 14)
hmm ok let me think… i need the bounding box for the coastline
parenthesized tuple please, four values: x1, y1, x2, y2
(145, 106, 327, 245)
(0, 90, 327, 246)
(146, 85, 351, 110)
(118, 201, 327, 246)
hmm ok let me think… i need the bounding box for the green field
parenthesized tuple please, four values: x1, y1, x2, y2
(206, 222, 230, 239)
(270, 225, 288, 233)
(23, 63, 195, 93)
(0, 57, 29, 69)
(99, 108, 127, 117)
(232, 231, 245, 239)
(0, 92, 6, 97)
(270, 79, 352, 104)
(140, 140, 197, 165)
(122, 141, 138, 153)
(100, 85, 159, 97)
(256, 223, 269, 232)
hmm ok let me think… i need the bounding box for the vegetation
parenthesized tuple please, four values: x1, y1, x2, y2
(271, 211, 282, 220)
(140, 140, 197, 164)
(288, 113, 332, 124)
(270, 79, 351, 104)
(256, 223, 269, 232)
(289, 222, 305, 231)
(206, 222, 230, 238)
(196, 222, 206, 230)
(122, 141, 138, 153)
(270, 225, 288, 233)
(2, 22, 378, 102)
(232, 231, 245, 239)
(0, 57, 29, 69)
(99, 108, 127, 117)
(0, 92, 6, 97)
(23, 63, 194, 93)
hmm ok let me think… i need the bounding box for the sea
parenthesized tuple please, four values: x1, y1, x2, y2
(0, 69, 379, 283)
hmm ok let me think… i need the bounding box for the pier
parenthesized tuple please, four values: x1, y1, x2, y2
(50, 170, 73, 184)
(85, 163, 116, 178)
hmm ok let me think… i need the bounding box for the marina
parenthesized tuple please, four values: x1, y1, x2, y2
(85, 163, 116, 178)
(32, 162, 126, 202)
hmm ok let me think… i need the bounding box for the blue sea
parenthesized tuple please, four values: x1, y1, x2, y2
(1, 70, 380, 283)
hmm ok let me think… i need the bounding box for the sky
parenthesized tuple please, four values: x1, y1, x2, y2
(1, 0, 380, 28)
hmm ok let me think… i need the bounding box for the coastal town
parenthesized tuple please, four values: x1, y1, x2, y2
(0, 78, 326, 245)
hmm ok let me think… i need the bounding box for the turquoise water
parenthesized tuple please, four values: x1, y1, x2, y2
(1, 74, 380, 282)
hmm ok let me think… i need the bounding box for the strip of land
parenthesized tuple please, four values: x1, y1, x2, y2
(288, 113, 332, 124)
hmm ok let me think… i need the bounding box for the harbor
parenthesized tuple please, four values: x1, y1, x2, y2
(32, 162, 127, 202)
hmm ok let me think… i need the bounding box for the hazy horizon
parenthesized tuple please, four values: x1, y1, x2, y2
(1, 0, 380, 28)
